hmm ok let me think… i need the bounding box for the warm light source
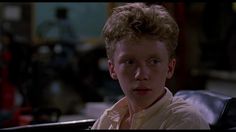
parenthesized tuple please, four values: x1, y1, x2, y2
(233, 2, 236, 12)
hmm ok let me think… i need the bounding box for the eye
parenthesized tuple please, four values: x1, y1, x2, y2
(125, 59, 134, 65)
(148, 58, 160, 65)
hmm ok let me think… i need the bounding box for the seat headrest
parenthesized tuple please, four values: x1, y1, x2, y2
(175, 90, 233, 129)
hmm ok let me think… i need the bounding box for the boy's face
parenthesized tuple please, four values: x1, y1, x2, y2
(108, 38, 176, 108)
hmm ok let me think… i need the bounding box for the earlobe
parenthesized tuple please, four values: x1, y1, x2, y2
(167, 58, 176, 79)
(108, 60, 117, 80)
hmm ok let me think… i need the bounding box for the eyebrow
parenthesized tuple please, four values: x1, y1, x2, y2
(147, 53, 162, 59)
(118, 53, 161, 60)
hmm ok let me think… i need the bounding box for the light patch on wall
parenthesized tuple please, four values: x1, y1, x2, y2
(233, 2, 236, 12)
(3, 5, 21, 21)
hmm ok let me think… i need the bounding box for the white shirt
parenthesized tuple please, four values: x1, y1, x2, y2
(91, 87, 210, 129)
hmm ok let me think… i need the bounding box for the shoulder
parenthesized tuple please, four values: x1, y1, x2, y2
(168, 96, 203, 118)
(91, 108, 111, 129)
(170, 96, 197, 110)
(164, 96, 210, 129)
(91, 98, 128, 129)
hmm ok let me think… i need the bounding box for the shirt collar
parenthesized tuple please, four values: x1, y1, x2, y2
(138, 87, 173, 120)
(106, 87, 173, 123)
(106, 97, 127, 120)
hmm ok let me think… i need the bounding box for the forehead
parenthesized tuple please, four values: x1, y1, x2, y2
(114, 38, 169, 58)
(117, 37, 167, 50)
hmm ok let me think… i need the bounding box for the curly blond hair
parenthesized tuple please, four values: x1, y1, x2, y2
(102, 2, 179, 60)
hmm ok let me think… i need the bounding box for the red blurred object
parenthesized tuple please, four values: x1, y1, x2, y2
(2, 51, 12, 63)
(0, 80, 15, 111)
(0, 47, 17, 128)
(0, 107, 33, 128)
(0, 56, 15, 111)
(0, 32, 33, 128)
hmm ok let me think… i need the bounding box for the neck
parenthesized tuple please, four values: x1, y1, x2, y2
(145, 88, 166, 109)
(128, 88, 166, 114)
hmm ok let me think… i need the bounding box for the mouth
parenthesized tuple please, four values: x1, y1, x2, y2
(133, 86, 152, 95)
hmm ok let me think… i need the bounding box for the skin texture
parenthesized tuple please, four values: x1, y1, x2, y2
(108, 37, 176, 119)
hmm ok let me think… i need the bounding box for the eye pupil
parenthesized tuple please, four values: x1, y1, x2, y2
(150, 59, 159, 64)
(127, 60, 133, 64)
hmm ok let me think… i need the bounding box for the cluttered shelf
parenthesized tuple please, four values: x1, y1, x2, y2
(191, 69, 236, 82)
(191, 69, 236, 97)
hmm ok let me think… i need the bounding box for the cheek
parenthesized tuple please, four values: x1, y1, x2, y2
(116, 66, 134, 79)
(151, 65, 169, 78)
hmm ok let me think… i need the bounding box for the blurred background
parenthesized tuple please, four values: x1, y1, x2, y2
(1, 2, 236, 128)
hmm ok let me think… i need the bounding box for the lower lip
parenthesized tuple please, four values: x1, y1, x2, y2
(133, 89, 151, 95)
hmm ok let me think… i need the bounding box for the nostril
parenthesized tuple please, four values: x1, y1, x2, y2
(135, 69, 149, 81)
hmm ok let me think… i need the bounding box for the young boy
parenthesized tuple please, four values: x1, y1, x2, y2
(91, 2, 210, 129)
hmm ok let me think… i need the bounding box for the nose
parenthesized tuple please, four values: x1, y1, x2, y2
(134, 64, 149, 81)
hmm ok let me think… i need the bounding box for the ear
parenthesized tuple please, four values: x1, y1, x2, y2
(108, 59, 118, 80)
(166, 58, 176, 79)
